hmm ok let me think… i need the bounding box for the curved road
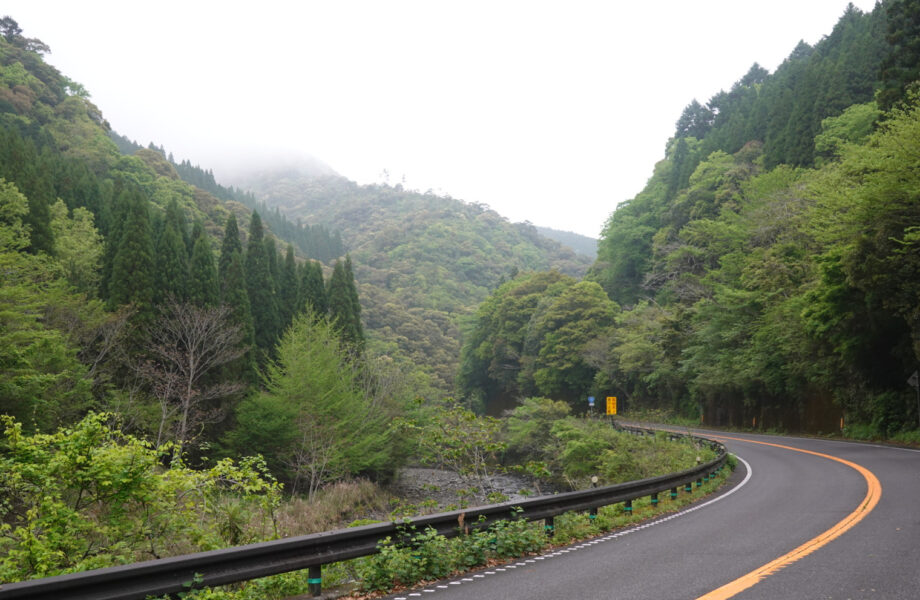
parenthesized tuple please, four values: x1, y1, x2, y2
(383, 431, 920, 599)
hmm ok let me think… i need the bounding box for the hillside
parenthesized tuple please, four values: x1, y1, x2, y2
(230, 170, 592, 390)
(535, 226, 597, 259)
(457, 1, 920, 436)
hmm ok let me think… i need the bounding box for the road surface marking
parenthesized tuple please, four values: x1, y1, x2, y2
(697, 436, 882, 600)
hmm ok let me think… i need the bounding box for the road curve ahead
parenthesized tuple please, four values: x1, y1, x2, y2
(383, 431, 920, 600)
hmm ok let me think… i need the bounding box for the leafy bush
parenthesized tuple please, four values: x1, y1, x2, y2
(357, 513, 546, 592)
(0, 413, 281, 581)
(504, 402, 716, 489)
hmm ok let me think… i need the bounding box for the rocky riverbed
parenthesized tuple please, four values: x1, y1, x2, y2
(388, 467, 553, 510)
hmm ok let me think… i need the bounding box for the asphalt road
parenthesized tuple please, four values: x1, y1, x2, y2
(382, 431, 920, 600)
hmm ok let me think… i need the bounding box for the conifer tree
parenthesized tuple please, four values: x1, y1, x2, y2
(155, 199, 188, 304)
(298, 260, 327, 318)
(165, 196, 190, 253)
(278, 243, 298, 333)
(265, 236, 280, 297)
(99, 186, 130, 300)
(327, 257, 364, 351)
(108, 187, 155, 320)
(0, 130, 55, 254)
(217, 214, 255, 379)
(219, 213, 242, 282)
(222, 249, 256, 383)
(23, 184, 54, 256)
(188, 229, 219, 306)
(878, 0, 920, 111)
(343, 255, 363, 347)
(245, 211, 279, 354)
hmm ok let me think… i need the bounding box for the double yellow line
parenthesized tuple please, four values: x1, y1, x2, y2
(697, 436, 882, 600)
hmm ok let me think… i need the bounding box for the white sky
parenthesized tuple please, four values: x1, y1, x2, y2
(5, 1, 880, 237)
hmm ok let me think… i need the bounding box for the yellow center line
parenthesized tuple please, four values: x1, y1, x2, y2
(696, 435, 882, 600)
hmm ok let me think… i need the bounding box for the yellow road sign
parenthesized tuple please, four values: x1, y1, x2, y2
(606, 396, 617, 415)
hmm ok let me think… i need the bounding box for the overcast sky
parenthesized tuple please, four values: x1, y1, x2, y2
(6, 1, 880, 237)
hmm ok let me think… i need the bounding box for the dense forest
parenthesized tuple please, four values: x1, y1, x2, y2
(0, 14, 606, 583)
(234, 170, 591, 391)
(0, 13, 391, 462)
(460, 1, 920, 438)
(0, 2, 597, 467)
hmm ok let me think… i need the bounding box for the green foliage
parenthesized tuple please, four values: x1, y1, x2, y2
(235, 171, 591, 394)
(188, 229, 219, 307)
(399, 404, 505, 493)
(48, 199, 103, 295)
(108, 186, 155, 319)
(218, 214, 242, 279)
(0, 413, 281, 581)
(523, 280, 619, 406)
(218, 248, 255, 383)
(458, 270, 574, 411)
(244, 211, 279, 356)
(327, 256, 364, 351)
(836, 94, 920, 363)
(277, 244, 298, 333)
(0, 180, 94, 432)
(503, 402, 715, 489)
(502, 397, 571, 462)
(460, 274, 619, 412)
(154, 199, 189, 304)
(878, 0, 920, 111)
(577, 5, 920, 435)
(297, 259, 327, 317)
(358, 513, 545, 593)
(813, 101, 880, 164)
(226, 313, 399, 497)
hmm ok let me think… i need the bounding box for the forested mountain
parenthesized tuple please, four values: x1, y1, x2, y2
(535, 226, 597, 259)
(231, 171, 592, 391)
(109, 132, 346, 264)
(1, 4, 918, 586)
(0, 17, 374, 450)
(461, 1, 920, 437)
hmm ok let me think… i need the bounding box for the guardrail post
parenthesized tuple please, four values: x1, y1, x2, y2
(685, 482, 693, 493)
(623, 499, 632, 515)
(589, 507, 597, 521)
(651, 492, 659, 507)
(545, 516, 555, 537)
(696, 477, 703, 488)
(309, 564, 322, 597)
(671, 487, 678, 500)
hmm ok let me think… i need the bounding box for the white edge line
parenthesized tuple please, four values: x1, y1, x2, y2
(388, 456, 753, 598)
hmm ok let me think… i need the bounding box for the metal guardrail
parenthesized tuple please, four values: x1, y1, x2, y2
(0, 427, 726, 600)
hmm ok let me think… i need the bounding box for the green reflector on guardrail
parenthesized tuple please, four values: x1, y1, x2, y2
(308, 578, 322, 584)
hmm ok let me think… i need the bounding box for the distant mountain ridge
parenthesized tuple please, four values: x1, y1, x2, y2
(230, 168, 592, 391)
(535, 226, 597, 259)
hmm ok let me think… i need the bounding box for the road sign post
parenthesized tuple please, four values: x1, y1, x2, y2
(909, 370, 919, 428)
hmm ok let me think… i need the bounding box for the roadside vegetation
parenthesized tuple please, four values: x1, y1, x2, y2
(1, 400, 726, 597)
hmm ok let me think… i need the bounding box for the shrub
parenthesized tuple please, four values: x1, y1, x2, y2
(0, 413, 280, 581)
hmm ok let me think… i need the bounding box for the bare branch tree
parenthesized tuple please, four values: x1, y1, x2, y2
(286, 415, 340, 499)
(141, 300, 248, 454)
